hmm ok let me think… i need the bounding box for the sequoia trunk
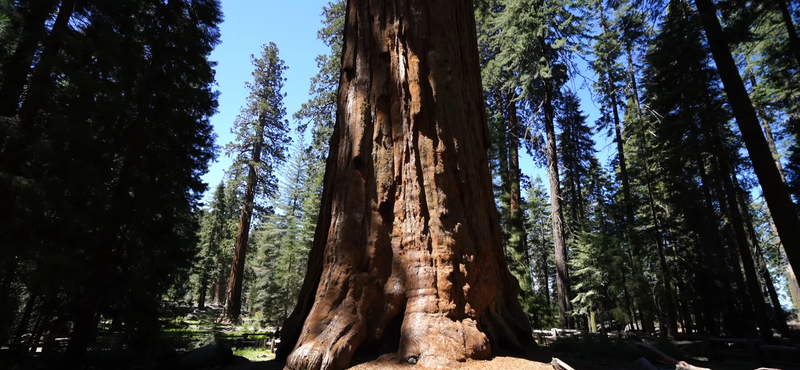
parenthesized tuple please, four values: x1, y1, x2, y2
(278, 1, 533, 369)
(224, 124, 264, 321)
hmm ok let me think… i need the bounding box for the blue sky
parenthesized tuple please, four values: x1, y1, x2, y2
(201, 0, 616, 198)
(201, 0, 332, 192)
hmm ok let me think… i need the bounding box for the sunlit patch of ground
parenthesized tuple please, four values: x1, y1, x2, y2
(233, 347, 276, 362)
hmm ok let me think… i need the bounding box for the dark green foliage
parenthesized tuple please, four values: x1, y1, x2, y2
(294, 0, 345, 165)
(558, 90, 598, 230)
(252, 136, 314, 327)
(0, 0, 223, 360)
(226, 42, 291, 206)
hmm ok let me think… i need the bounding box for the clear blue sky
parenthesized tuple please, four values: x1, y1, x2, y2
(201, 0, 331, 193)
(201, 0, 615, 197)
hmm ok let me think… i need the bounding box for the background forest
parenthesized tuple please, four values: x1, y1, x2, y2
(1, 0, 799, 364)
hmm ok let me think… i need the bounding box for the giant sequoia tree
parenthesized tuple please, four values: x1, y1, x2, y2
(277, 1, 533, 369)
(224, 43, 290, 321)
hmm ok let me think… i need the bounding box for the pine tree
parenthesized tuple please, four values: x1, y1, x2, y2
(193, 182, 229, 310)
(0, 0, 223, 360)
(481, 0, 581, 329)
(255, 133, 313, 326)
(224, 42, 291, 322)
(694, 0, 800, 280)
(525, 177, 557, 329)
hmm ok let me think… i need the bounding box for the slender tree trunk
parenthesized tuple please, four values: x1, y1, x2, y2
(694, 155, 742, 335)
(602, 14, 655, 334)
(543, 77, 572, 329)
(198, 274, 208, 310)
(507, 97, 531, 296)
(508, 99, 522, 244)
(645, 167, 678, 337)
(747, 75, 800, 312)
(539, 222, 551, 310)
(748, 75, 787, 182)
(674, 277, 694, 334)
(278, 1, 533, 368)
(16, 0, 76, 130)
(788, 266, 800, 311)
(721, 168, 773, 341)
(701, 139, 757, 337)
(627, 45, 678, 337)
(0, 259, 18, 309)
(733, 176, 791, 336)
(774, 0, 800, 67)
(495, 94, 510, 247)
(225, 125, 264, 322)
(695, 0, 800, 276)
(699, 75, 774, 340)
(214, 274, 225, 306)
(28, 310, 45, 353)
(13, 281, 40, 345)
(0, 0, 56, 117)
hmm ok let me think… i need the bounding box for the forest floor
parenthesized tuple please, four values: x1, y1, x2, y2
(5, 305, 798, 369)
(207, 338, 787, 370)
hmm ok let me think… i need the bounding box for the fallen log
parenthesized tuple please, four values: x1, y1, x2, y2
(552, 357, 575, 370)
(634, 342, 710, 370)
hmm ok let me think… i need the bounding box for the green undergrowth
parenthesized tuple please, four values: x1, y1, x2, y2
(233, 348, 275, 361)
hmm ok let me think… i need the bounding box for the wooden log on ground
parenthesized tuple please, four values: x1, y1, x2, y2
(675, 361, 710, 370)
(634, 342, 711, 370)
(552, 357, 575, 370)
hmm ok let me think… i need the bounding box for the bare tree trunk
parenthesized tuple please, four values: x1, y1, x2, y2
(695, 0, 800, 277)
(698, 75, 774, 340)
(734, 176, 791, 336)
(224, 125, 264, 322)
(694, 153, 744, 336)
(788, 265, 800, 311)
(277, 1, 533, 369)
(0, 0, 57, 117)
(748, 75, 787, 183)
(198, 274, 208, 310)
(774, 0, 800, 67)
(603, 9, 654, 334)
(507, 98, 531, 297)
(627, 44, 678, 337)
(16, 0, 76, 130)
(540, 222, 551, 310)
(746, 75, 799, 313)
(542, 77, 572, 329)
(13, 281, 40, 345)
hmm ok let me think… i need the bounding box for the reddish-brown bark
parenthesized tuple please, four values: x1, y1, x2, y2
(224, 123, 264, 321)
(277, 1, 533, 369)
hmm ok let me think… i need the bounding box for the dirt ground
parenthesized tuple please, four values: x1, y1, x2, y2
(219, 355, 555, 370)
(347, 353, 554, 370)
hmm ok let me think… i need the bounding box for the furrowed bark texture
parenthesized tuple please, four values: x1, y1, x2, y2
(225, 123, 264, 321)
(279, 1, 533, 369)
